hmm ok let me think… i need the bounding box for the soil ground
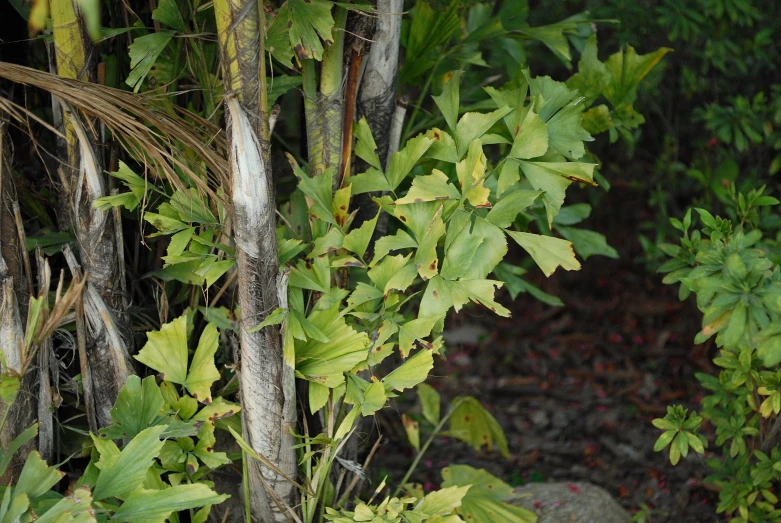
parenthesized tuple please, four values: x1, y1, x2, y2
(370, 186, 724, 522)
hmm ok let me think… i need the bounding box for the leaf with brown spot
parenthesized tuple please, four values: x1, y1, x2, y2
(446, 397, 509, 457)
(287, 0, 335, 62)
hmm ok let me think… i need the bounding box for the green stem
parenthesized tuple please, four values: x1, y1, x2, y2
(317, 6, 348, 177)
(302, 59, 323, 175)
(242, 449, 251, 523)
(392, 397, 465, 497)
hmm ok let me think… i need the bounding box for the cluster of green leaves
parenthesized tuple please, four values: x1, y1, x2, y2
(654, 191, 781, 522)
(324, 464, 530, 523)
(581, 0, 781, 262)
(1, 1, 665, 522)
(0, 309, 241, 522)
(279, 69, 600, 414)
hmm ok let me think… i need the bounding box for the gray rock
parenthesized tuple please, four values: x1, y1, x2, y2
(513, 482, 630, 523)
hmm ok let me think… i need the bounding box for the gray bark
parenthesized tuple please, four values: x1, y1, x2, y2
(0, 118, 36, 481)
(358, 0, 403, 168)
(56, 101, 134, 428)
(227, 96, 298, 523)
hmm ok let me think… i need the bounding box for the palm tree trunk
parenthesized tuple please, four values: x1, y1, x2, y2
(50, 0, 134, 428)
(353, 0, 403, 234)
(0, 117, 36, 481)
(358, 0, 403, 168)
(214, 1, 297, 521)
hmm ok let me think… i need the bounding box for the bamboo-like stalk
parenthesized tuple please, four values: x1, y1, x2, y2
(304, 8, 348, 179)
(0, 118, 36, 480)
(50, 0, 134, 428)
(214, 1, 298, 521)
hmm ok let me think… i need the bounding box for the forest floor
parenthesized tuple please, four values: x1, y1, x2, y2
(370, 186, 723, 523)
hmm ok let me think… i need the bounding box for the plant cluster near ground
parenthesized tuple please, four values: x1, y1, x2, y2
(0, 0, 779, 522)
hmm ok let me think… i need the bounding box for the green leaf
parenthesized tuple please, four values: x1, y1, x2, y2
(143, 212, 188, 235)
(397, 316, 440, 357)
(581, 104, 613, 135)
(126, 32, 174, 92)
(372, 230, 417, 266)
(456, 141, 491, 208)
(383, 349, 434, 391)
(267, 74, 303, 105)
(290, 256, 331, 292)
(296, 305, 370, 387)
(551, 203, 591, 225)
(98, 376, 165, 440)
(34, 487, 95, 523)
(112, 484, 229, 523)
(441, 214, 485, 280)
(152, 0, 185, 31)
(496, 158, 521, 198)
(448, 397, 509, 458)
(350, 168, 392, 195)
(396, 170, 461, 204)
(566, 34, 610, 106)
(191, 397, 241, 425)
(441, 465, 536, 522)
(354, 117, 382, 170)
(266, 4, 296, 68)
(417, 383, 441, 425)
(292, 160, 336, 224)
(402, 414, 420, 451)
(507, 231, 581, 277)
(414, 208, 446, 281)
(186, 323, 221, 403)
(249, 307, 288, 333)
(134, 315, 221, 404)
(455, 107, 513, 158)
(93, 425, 166, 500)
(385, 262, 420, 295)
(486, 190, 540, 229)
(425, 128, 460, 164)
(654, 430, 676, 452)
(509, 109, 548, 160)
(310, 228, 344, 258)
(433, 70, 463, 132)
(604, 45, 671, 108)
(15, 451, 63, 500)
(493, 262, 563, 306)
(416, 485, 469, 516)
(484, 83, 529, 133)
(369, 254, 412, 291)
(287, 0, 335, 61)
(361, 382, 387, 416)
(386, 135, 435, 190)
(192, 423, 231, 469)
(556, 226, 618, 260)
(0, 423, 38, 479)
(518, 160, 596, 224)
(519, 23, 572, 67)
(452, 216, 507, 281)
(546, 98, 593, 160)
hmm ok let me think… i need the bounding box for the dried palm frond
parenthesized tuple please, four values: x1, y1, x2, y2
(0, 63, 229, 206)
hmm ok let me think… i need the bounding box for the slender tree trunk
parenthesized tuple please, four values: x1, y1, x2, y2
(353, 0, 403, 234)
(0, 117, 36, 481)
(50, 0, 134, 428)
(214, 1, 297, 521)
(358, 0, 403, 168)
